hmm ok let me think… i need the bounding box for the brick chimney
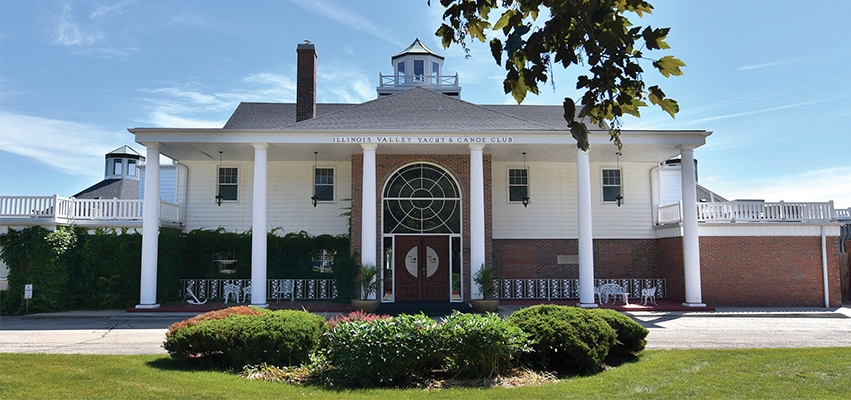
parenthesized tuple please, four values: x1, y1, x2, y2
(296, 41, 317, 122)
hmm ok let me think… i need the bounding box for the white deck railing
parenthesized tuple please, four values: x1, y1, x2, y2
(658, 200, 839, 225)
(0, 195, 181, 227)
(379, 73, 459, 88)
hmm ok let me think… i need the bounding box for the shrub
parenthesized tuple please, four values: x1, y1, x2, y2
(325, 309, 391, 331)
(437, 310, 531, 378)
(590, 308, 649, 357)
(166, 305, 268, 335)
(164, 309, 327, 369)
(323, 313, 440, 387)
(507, 304, 616, 375)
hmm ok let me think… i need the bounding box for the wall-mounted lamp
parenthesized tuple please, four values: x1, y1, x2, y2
(310, 151, 319, 207)
(521, 152, 530, 207)
(215, 151, 224, 206)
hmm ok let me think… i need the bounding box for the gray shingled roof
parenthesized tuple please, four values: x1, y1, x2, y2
(223, 103, 354, 129)
(72, 179, 140, 199)
(258, 87, 563, 131)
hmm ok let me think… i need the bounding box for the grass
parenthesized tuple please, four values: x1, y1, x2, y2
(2, 348, 850, 399)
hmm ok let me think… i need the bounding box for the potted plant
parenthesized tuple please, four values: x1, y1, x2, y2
(470, 264, 499, 312)
(351, 263, 380, 312)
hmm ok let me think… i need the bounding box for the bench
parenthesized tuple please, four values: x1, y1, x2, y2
(598, 283, 629, 304)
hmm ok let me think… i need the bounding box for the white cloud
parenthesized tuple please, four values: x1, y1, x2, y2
(53, 1, 103, 46)
(703, 166, 851, 207)
(289, 0, 403, 47)
(0, 112, 127, 177)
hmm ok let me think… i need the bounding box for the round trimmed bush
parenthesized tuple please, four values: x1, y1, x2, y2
(590, 308, 649, 357)
(164, 309, 327, 369)
(507, 304, 616, 375)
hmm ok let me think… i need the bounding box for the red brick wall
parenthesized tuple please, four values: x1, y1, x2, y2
(351, 153, 492, 302)
(699, 236, 842, 307)
(656, 237, 685, 302)
(493, 239, 659, 279)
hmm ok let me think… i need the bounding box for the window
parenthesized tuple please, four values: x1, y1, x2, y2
(602, 169, 623, 203)
(508, 168, 529, 203)
(113, 159, 123, 175)
(383, 163, 460, 234)
(413, 59, 424, 81)
(397, 61, 405, 83)
(314, 168, 334, 202)
(312, 249, 335, 273)
(127, 160, 137, 176)
(432, 61, 440, 76)
(218, 167, 238, 202)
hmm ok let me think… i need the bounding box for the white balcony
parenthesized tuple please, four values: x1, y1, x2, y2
(657, 200, 843, 225)
(0, 195, 182, 228)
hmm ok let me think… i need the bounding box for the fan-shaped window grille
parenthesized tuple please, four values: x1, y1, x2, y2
(383, 163, 461, 234)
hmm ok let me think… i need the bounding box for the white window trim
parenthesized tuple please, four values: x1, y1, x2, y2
(217, 166, 239, 203)
(314, 166, 336, 204)
(600, 167, 623, 204)
(506, 166, 529, 205)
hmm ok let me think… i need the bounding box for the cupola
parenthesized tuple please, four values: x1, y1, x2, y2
(104, 145, 144, 180)
(377, 38, 461, 98)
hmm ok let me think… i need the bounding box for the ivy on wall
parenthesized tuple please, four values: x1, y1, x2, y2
(0, 226, 352, 315)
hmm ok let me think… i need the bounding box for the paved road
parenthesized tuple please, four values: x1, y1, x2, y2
(1, 307, 850, 355)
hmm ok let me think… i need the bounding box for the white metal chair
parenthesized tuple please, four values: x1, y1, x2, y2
(273, 279, 294, 303)
(641, 287, 657, 305)
(223, 283, 241, 303)
(594, 286, 603, 304)
(242, 285, 252, 303)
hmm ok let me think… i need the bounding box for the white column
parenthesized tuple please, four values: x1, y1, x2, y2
(250, 143, 269, 307)
(576, 147, 597, 308)
(137, 143, 160, 309)
(360, 144, 378, 268)
(469, 144, 486, 299)
(679, 146, 705, 306)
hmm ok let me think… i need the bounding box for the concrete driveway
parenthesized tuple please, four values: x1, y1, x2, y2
(1, 307, 850, 355)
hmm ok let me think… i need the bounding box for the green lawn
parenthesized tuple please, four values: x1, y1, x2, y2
(2, 348, 850, 399)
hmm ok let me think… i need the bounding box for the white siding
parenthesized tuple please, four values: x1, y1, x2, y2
(139, 164, 178, 202)
(491, 161, 657, 239)
(183, 160, 351, 236)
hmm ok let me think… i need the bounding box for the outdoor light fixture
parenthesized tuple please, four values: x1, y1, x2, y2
(615, 151, 624, 207)
(521, 152, 530, 207)
(310, 151, 319, 207)
(215, 151, 224, 206)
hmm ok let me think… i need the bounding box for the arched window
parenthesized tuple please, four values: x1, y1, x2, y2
(383, 163, 461, 234)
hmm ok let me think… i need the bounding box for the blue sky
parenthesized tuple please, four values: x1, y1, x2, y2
(1, 0, 849, 207)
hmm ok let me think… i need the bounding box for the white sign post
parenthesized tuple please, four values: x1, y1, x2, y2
(24, 284, 32, 314)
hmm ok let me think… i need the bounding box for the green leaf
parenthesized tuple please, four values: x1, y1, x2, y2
(489, 38, 503, 65)
(493, 9, 518, 31)
(563, 98, 576, 123)
(648, 86, 678, 118)
(653, 55, 686, 77)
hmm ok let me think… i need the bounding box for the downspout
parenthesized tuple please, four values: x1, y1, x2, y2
(174, 161, 189, 228)
(821, 224, 829, 307)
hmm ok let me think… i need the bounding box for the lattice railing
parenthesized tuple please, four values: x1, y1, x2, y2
(180, 278, 337, 302)
(494, 278, 666, 300)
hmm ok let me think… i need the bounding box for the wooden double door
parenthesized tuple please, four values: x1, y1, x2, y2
(394, 236, 449, 302)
